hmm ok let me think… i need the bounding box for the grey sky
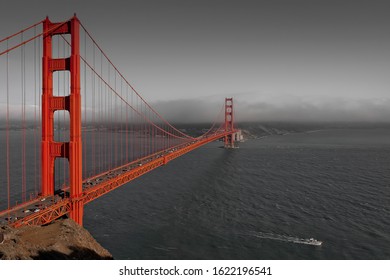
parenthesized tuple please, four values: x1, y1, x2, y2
(1, 0, 389, 122)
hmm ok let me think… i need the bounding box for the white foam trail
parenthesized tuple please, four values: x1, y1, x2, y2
(250, 232, 323, 246)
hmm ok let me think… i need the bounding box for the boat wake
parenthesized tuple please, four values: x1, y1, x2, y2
(249, 232, 323, 246)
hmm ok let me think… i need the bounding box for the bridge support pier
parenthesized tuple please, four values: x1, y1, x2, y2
(41, 15, 83, 225)
(70, 199, 84, 225)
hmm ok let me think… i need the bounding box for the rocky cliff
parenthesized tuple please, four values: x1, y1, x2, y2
(0, 219, 112, 260)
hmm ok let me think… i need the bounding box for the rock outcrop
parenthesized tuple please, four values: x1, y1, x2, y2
(0, 219, 112, 260)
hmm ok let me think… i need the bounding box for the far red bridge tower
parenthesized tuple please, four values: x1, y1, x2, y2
(224, 98, 235, 148)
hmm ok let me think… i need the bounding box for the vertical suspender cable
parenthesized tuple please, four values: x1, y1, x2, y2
(38, 27, 42, 191)
(108, 68, 110, 167)
(106, 82, 108, 170)
(92, 43, 96, 175)
(104, 68, 107, 170)
(131, 89, 134, 161)
(126, 85, 128, 163)
(114, 70, 117, 166)
(121, 78, 123, 166)
(110, 68, 112, 167)
(21, 31, 26, 203)
(138, 96, 140, 159)
(99, 51, 103, 173)
(83, 30, 87, 178)
(119, 78, 122, 166)
(6, 39, 10, 210)
(142, 102, 145, 157)
(34, 26, 38, 197)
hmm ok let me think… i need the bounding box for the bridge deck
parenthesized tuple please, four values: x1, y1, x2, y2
(0, 131, 234, 227)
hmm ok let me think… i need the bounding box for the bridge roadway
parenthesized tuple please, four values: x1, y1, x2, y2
(0, 130, 235, 227)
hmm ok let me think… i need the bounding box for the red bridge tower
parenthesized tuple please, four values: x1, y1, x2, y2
(224, 98, 235, 148)
(41, 15, 83, 225)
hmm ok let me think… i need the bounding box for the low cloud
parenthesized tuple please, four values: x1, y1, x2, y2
(1, 94, 389, 124)
(151, 95, 390, 123)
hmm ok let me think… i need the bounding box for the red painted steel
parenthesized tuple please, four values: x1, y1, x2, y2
(0, 16, 238, 228)
(224, 98, 235, 148)
(41, 17, 54, 197)
(68, 16, 83, 225)
(12, 200, 72, 228)
(41, 15, 83, 225)
(9, 131, 234, 227)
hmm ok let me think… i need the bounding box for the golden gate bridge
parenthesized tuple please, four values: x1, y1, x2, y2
(0, 15, 239, 227)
